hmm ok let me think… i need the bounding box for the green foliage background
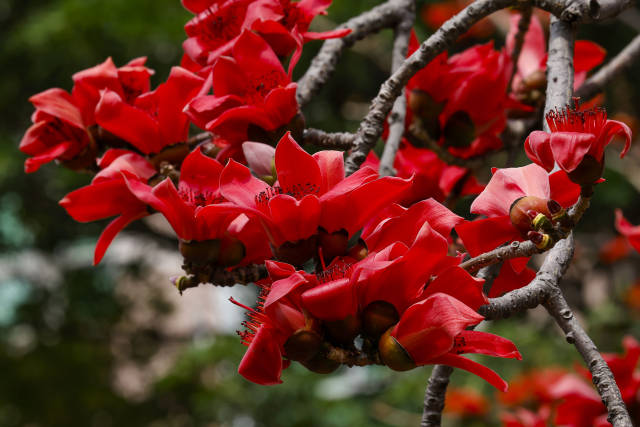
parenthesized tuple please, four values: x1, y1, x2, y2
(1, 1, 640, 426)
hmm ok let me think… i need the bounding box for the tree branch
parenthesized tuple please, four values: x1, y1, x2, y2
(302, 128, 355, 149)
(420, 365, 454, 427)
(575, 34, 640, 101)
(296, 1, 403, 107)
(544, 286, 634, 426)
(378, 0, 415, 177)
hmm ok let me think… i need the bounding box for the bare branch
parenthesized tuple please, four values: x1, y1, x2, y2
(379, 1, 415, 177)
(421, 365, 454, 427)
(459, 241, 540, 274)
(575, 34, 640, 101)
(588, 0, 633, 20)
(296, 1, 403, 107)
(544, 286, 634, 426)
(302, 128, 355, 149)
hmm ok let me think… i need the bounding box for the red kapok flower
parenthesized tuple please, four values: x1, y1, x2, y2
(59, 149, 156, 264)
(207, 132, 410, 265)
(124, 147, 270, 267)
(615, 209, 640, 253)
(506, 12, 606, 100)
(456, 164, 580, 295)
(95, 66, 208, 155)
(525, 105, 632, 185)
(185, 29, 299, 150)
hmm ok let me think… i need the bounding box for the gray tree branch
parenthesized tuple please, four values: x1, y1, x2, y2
(575, 34, 640, 101)
(378, 0, 415, 177)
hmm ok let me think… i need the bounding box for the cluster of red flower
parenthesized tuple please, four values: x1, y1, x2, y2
(19, 0, 633, 394)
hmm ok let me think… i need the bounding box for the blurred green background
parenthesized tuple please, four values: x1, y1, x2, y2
(2, 0, 640, 426)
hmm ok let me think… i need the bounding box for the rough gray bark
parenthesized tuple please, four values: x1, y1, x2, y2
(378, 0, 415, 177)
(296, 1, 403, 107)
(302, 128, 355, 149)
(420, 365, 454, 427)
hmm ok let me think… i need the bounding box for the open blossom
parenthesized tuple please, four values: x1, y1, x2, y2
(19, 57, 153, 173)
(185, 30, 300, 157)
(406, 33, 527, 159)
(181, 0, 350, 74)
(95, 66, 209, 155)
(202, 132, 410, 265)
(456, 164, 580, 295)
(59, 149, 156, 264)
(525, 105, 632, 185)
(233, 201, 520, 389)
(125, 147, 270, 267)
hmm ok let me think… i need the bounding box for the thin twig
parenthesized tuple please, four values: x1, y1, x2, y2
(187, 131, 212, 146)
(405, 124, 490, 170)
(575, 34, 640, 101)
(296, 1, 403, 107)
(420, 365, 454, 427)
(378, 0, 415, 177)
(302, 128, 355, 149)
(172, 264, 268, 292)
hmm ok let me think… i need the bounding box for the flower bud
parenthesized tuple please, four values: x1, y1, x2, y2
(548, 199, 573, 231)
(378, 327, 416, 372)
(150, 142, 190, 169)
(509, 196, 552, 236)
(179, 239, 221, 265)
(283, 329, 323, 362)
(325, 314, 361, 346)
(443, 111, 476, 148)
(274, 235, 318, 267)
(218, 239, 246, 267)
(408, 89, 442, 142)
(318, 228, 349, 264)
(527, 231, 552, 250)
(348, 240, 368, 261)
(567, 154, 604, 187)
(300, 352, 340, 374)
(362, 301, 399, 338)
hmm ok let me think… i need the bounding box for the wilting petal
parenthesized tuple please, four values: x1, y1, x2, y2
(243, 141, 276, 177)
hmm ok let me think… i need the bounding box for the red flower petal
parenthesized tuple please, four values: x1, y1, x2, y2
(274, 132, 322, 196)
(24, 141, 73, 173)
(94, 210, 148, 265)
(431, 353, 509, 392)
(454, 330, 521, 359)
(268, 194, 321, 245)
(549, 131, 597, 172)
(421, 266, 487, 310)
(29, 88, 84, 129)
(301, 277, 356, 321)
(525, 131, 555, 172)
(95, 89, 160, 154)
(238, 325, 285, 385)
(456, 216, 521, 257)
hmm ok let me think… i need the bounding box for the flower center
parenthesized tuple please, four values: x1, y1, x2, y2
(546, 102, 607, 135)
(254, 183, 320, 206)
